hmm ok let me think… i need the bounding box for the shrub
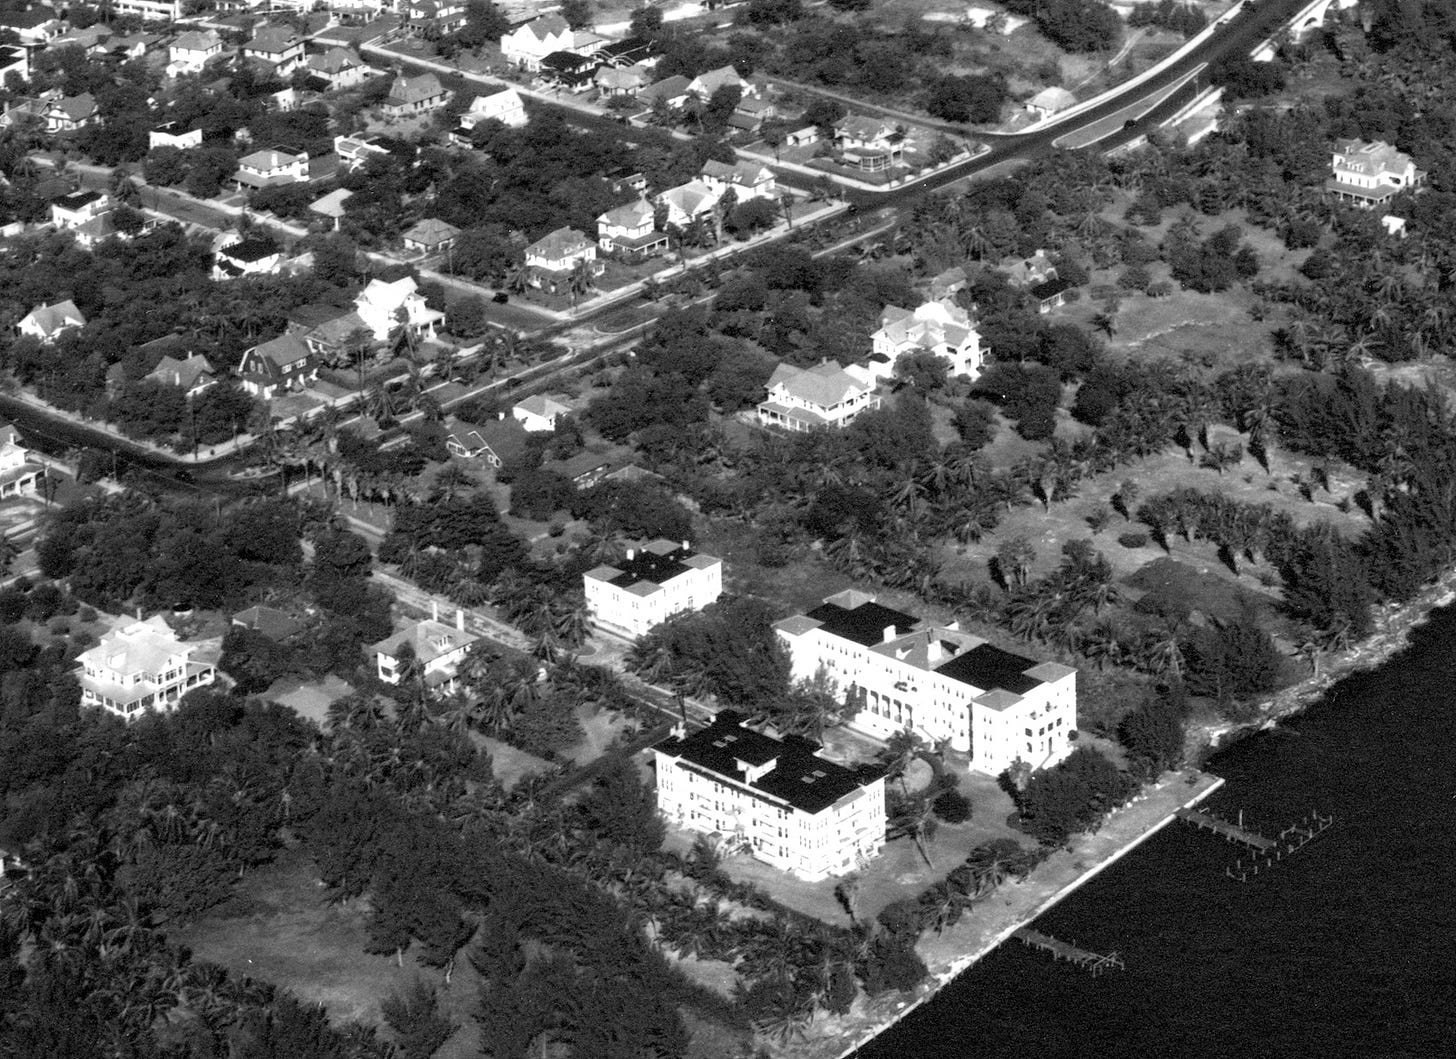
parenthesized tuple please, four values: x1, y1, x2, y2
(932, 788, 972, 824)
(1118, 531, 1149, 549)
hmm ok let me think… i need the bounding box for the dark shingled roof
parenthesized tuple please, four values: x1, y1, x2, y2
(608, 544, 691, 589)
(805, 599, 918, 647)
(658, 711, 883, 815)
(934, 643, 1042, 695)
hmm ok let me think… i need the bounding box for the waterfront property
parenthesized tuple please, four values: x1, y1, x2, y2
(775, 590, 1077, 776)
(76, 615, 217, 720)
(584, 539, 722, 640)
(654, 710, 887, 881)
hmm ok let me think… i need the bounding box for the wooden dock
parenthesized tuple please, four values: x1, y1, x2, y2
(1225, 810, 1336, 883)
(1175, 807, 1276, 851)
(1012, 928, 1125, 976)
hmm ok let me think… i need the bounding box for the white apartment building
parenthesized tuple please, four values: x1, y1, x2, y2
(654, 710, 887, 881)
(76, 615, 217, 721)
(584, 539, 722, 640)
(775, 590, 1077, 777)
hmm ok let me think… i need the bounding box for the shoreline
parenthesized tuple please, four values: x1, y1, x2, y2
(777, 570, 1456, 1059)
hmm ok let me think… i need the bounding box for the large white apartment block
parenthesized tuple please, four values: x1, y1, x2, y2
(775, 591, 1077, 777)
(584, 539, 722, 639)
(76, 615, 217, 721)
(654, 711, 887, 881)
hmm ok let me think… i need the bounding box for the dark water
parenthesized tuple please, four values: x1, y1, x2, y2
(861, 606, 1456, 1059)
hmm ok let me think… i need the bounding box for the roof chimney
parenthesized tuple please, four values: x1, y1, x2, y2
(927, 638, 943, 663)
(882, 625, 896, 643)
(681, 540, 689, 552)
(431, 600, 439, 622)
(455, 608, 465, 632)
(626, 548, 635, 560)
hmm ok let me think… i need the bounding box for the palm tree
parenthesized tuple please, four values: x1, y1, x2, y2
(566, 257, 595, 309)
(888, 794, 938, 869)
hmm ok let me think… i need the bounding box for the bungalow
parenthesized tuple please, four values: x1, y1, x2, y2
(245, 27, 306, 78)
(512, 393, 573, 433)
(51, 191, 109, 229)
(596, 36, 656, 69)
(383, 73, 449, 118)
(354, 276, 444, 342)
(728, 96, 776, 134)
(545, 448, 632, 490)
(700, 159, 776, 203)
(1326, 139, 1425, 208)
(292, 306, 370, 365)
(871, 301, 985, 379)
(309, 187, 353, 230)
(168, 29, 224, 76)
(443, 415, 528, 467)
(0, 422, 43, 499)
(594, 64, 649, 97)
(688, 64, 755, 101)
(655, 179, 720, 229)
(304, 48, 372, 89)
(402, 218, 461, 256)
(233, 148, 310, 190)
(44, 94, 99, 134)
(459, 87, 528, 130)
(213, 235, 282, 280)
(149, 121, 203, 151)
(539, 50, 599, 93)
(52, 26, 113, 55)
(500, 15, 575, 71)
(525, 227, 599, 278)
(237, 333, 317, 400)
(145, 354, 216, 398)
(106, 32, 161, 61)
(605, 166, 648, 195)
(1025, 86, 1076, 120)
(1029, 275, 1076, 314)
(18, 300, 86, 343)
(639, 74, 691, 110)
(928, 266, 967, 300)
(231, 605, 302, 642)
(1000, 250, 1058, 288)
(757, 360, 880, 432)
(785, 125, 819, 148)
(834, 115, 903, 172)
(597, 198, 668, 260)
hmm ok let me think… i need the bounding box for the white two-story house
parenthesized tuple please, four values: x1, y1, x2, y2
(597, 199, 668, 260)
(233, 148, 310, 190)
(700, 159, 777, 204)
(168, 29, 224, 76)
(372, 605, 479, 693)
(871, 300, 986, 380)
(584, 539, 723, 640)
(76, 615, 217, 721)
(500, 15, 575, 71)
(756, 360, 879, 432)
(1326, 139, 1425, 208)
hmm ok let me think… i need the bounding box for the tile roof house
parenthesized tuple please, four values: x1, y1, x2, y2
(500, 15, 575, 71)
(597, 198, 667, 260)
(402, 218, 461, 255)
(459, 87, 528, 130)
(76, 615, 218, 721)
(305, 47, 372, 89)
(775, 590, 1078, 776)
(372, 605, 479, 692)
(757, 360, 879, 432)
(700, 159, 777, 203)
(44, 93, 99, 134)
(167, 29, 224, 76)
(354, 276, 444, 341)
(871, 300, 986, 380)
(0, 421, 43, 499)
(834, 115, 904, 172)
(145, 353, 216, 398)
(655, 179, 721, 229)
(383, 73, 450, 117)
(511, 392, 573, 433)
(18, 299, 86, 343)
(654, 710, 887, 881)
(237, 333, 317, 399)
(584, 539, 723, 640)
(1326, 139, 1425, 208)
(525, 226, 598, 275)
(233, 148, 310, 190)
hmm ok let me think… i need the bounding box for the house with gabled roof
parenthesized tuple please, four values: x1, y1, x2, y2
(146, 354, 216, 398)
(775, 590, 1078, 775)
(871, 300, 986, 379)
(459, 87, 528, 131)
(594, 64, 649, 97)
(687, 64, 755, 102)
(700, 159, 776, 203)
(584, 539, 722, 640)
(0, 421, 42, 498)
(639, 74, 691, 110)
(834, 115, 903, 172)
(231, 605, 302, 642)
(512, 392, 573, 433)
(1025, 86, 1075, 120)
(44, 94, 99, 134)
(237, 333, 317, 399)
(443, 415, 528, 467)
(655, 179, 720, 229)
(525, 227, 599, 277)
(383, 73, 449, 118)
(168, 29, 224, 76)
(244, 26, 305, 77)
(18, 300, 86, 343)
(354, 276, 444, 342)
(150, 121, 203, 151)
(597, 198, 667, 260)
(500, 15, 575, 71)
(305, 47, 372, 89)
(372, 603, 478, 692)
(402, 218, 461, 256)
(77, 614, 217, 721)
(1326, 139, 1425, 208)
(0, 9, 63, 45)
(403, 0, 467, 37)
(757, 360, 879, 432)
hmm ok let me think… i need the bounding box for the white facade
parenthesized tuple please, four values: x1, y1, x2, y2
(655, 711, 886, 881)
(775, 591, 1077, 777)
(76, 615, 217, 721)
(500, 16, 574, 71)
(512, 393, 572, 433)
(0, 423, 41, 498)
(1327, 139, 1425, 207)
(461, 88, 528, 129)
(372, 608, 478, 692)
(353, 276, 444, 341)
(584, 540, 722, 640)
(113, 0, 183, 20)
(168, 31, 225, 76)
(872, 300, 986, 379)
(757, 361, 879, 432)
(150, 124, 202, 151)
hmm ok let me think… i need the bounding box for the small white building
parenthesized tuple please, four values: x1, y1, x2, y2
(149, 121, 203, 151)
(757, 361, 879, 432)
(304, 47, 372, 89)
(654, 710, 887, 881)
(18, 299, 87, 343)
(460, 87, 528, 130)
(687, 64, 756, 101)
(372, 606, 479, 692)
(872, 300, 986, 380)
(775, 590, 1078, 777)
(1326, 139, 1424, 208)
(1025, 86, 1076, 120)
(512, 393, 573, 433)
(167, 29, 224, 76)
(654, 179, 721, 230)
(0, 422, 43, 498)
(76, 615, 218, 721)
(213, 235, 283, 280)
(584, 539, 723, 640)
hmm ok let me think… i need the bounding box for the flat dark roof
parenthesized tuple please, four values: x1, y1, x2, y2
(608, 544, 691, 589)
(935, 643, 1042, 695)
(658, 711, 882, 815)
(805, 599, 918, 647)
(1031, 276, 1076, 300)
(55, 191, 102, 209)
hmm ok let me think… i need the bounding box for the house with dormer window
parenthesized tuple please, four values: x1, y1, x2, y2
(757, 361, 879, 432)
(834, 115, 903, 172)
(238, 333, 317, 399)
(597, 199, 667, 260)
(871, 300, 986, 380)
(76, 615, 217, 721)
(1326, 139, 1425, 208)
(372, 605, 479, 693)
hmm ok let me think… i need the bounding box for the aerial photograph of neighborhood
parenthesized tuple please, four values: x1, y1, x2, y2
(0, 0, 1453, 1055)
